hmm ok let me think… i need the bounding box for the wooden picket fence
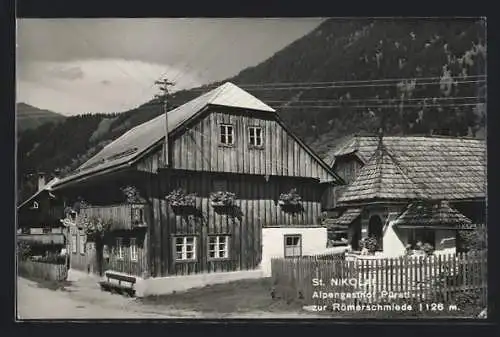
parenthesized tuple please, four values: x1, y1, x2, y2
(271, 251, 487, 307)
(18, 260, 68, 282)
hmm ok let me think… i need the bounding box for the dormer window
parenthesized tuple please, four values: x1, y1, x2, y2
(248, 126, 263, 147)
(220, 124, 234, 145)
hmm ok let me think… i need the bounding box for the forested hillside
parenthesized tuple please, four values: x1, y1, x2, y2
(16, 103, 66, 132)
(17, 18, 486, 202)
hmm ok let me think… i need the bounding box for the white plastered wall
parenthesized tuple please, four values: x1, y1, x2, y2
(260, 227, 348, 277)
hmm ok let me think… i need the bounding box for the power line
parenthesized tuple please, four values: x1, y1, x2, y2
(190, 79, 486, 92)
(195, 74, 487, 89)
(272, 103, 484, 109)
(263, 96, 485, 104)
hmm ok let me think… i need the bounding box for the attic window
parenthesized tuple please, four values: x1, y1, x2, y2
(248, 126, 263, 147)
(220, 124, 234, 145)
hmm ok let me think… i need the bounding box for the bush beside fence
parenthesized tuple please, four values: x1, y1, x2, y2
(271, 251, 487, 311)
(18, 259, 68, 282)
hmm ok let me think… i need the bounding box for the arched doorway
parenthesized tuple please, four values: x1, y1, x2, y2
(368, 215, 383, 251)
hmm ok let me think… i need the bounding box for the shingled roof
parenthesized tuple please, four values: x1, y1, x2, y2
(392, 200, 473, 229)
(52, 82, 275, 189)
(323, 208, 362, 230)
(337, 136, 486, 203)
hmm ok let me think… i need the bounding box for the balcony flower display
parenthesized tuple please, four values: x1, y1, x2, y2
(165, 189, 198, 214)
(121, 186, 146, 204)
(278, 188, 303, 213)
(83, 216, 112, 239)
(210, 191, 236, 207)
(278, 188, 302, 206)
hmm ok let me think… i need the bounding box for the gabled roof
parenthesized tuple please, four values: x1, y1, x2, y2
(339, 143, 429, 203)
(52, 82, 276, 189)
(336, 135, 486, 203)
(18, 178, 59, 209)
(392, 200, 473, 229)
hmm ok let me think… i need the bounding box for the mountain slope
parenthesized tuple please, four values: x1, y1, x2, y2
(16, 103, 66, 132)
(17, 18, 486, 199)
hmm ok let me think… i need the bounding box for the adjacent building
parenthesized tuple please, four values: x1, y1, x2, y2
(323, 134, 486, 256)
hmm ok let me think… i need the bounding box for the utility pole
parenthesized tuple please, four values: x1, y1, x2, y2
(153, 77, 174, 277)
(154, 78, 175, 167)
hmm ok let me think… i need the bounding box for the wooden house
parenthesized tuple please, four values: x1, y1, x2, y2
(323, 135, 486, 256)
(50, 82, 343, 283)
(17, 175, 66, 256)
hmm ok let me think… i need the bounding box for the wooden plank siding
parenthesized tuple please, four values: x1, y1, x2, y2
(129, 107, 336, 277)
(168, 109, 334, 182)
(133, 163, 327, 277)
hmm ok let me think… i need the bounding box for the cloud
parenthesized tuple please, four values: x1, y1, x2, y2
(16, 18, 325, 114)
(16, 59, 207, 115)
(46, 65, 84, 81)
(17, 18, 324, 83)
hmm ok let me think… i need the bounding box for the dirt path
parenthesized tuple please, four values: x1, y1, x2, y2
(16, 277, 325, 320)
(16, 277, 189, 319)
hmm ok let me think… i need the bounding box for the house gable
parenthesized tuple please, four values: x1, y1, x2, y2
(166, 106, 339, 181)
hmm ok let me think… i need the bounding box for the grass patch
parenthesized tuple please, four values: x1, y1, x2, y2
(138, 277, 305, 314)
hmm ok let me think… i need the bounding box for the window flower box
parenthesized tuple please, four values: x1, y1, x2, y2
(278, 188, 303, 213)
(210, 191, 236, 207)
(165, 189, 198, 215)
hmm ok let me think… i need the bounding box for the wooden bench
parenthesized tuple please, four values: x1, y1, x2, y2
(99, 271, 137, 297)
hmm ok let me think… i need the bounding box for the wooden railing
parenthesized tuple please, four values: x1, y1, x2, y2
(78, 203, 148, 231)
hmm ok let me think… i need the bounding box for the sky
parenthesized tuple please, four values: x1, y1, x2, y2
(16, 18, 324, 116)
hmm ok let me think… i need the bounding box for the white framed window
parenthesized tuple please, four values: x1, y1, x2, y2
(71, 235, 77, 254)
(116, 237, 124, 260)
(130, 238, 138, 262)
(208, 235, 230, 259)
(220, 124, 234, 145)
(248, 126, 263, 147)
(79, 232, 86, 255)
(174, 236, 197, 261)
(284, 234, 302, 258)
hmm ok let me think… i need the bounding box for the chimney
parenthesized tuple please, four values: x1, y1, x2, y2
(38, 172, 46, 192)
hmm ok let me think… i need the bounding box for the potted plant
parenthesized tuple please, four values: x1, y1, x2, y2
(210, 191, 236, 207)
(422, 242, 435, 256)
(165, 188, 198, 214)
(278, 188, 303, 213)
(84, 216, 112, 240)
(278, 188, 302, 206)
(360, 236, 378, 255)
(121, 186, 146, 204)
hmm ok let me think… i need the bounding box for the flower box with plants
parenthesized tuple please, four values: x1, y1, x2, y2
(278, 188, 303, 213)
(360, 236, 378, 255)
(121, 185, 146, 204)
(83, 217, 112, 241)
(278, 188, 302, 206)
(165, 188, 198, 214)
(210, 191, 236, 207)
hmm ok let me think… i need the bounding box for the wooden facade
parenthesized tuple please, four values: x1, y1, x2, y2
(164, 108, 334, 182)
(58, 87, 340, 279)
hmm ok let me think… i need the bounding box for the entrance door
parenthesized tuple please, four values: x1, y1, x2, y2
(350, 219, 362, 251)
(368, 215, 383, 250)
